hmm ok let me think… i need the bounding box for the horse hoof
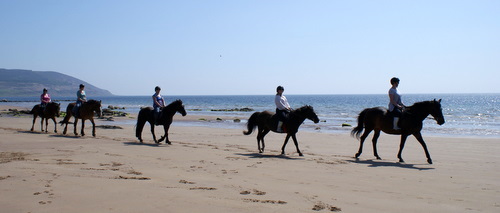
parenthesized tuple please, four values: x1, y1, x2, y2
(399, 159, 405, 163)
(376, 156, 382, 160)
(166, 141, 171, 145)
(427, 159, 433, 164)
(355, 153, 361, 158)
(299, 153, 304, 157)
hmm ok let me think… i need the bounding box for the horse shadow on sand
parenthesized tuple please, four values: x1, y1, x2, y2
(19, 130, 46, 135)
(122, 141, 169, 147)
(347, 158, 434, 171)
(235, 152, 303, 160)
(49, 134, 81, 139)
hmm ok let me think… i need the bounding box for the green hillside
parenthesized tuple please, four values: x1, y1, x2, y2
(0, 69, 114, 97)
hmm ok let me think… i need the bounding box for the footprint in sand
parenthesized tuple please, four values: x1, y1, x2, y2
(242, 198, 287, 204)
(189, 187, 217, 190)
(179, 179, 196, 184)
(312, 201, 342, 212)
(239, 189, 266, 195)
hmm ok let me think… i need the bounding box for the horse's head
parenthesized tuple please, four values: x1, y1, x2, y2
(52, 102, 61, 117)
(298, 105, 320, 123)
(430, 99, 445, 125)
(87, 100, 103, 118)
(167, 99, 187, 116)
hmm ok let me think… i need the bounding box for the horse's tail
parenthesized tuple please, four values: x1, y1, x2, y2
(243, 112, 260, 135)
(59, 104, 73, 126)
(351, 109, 367, 139)
(136, 108, 148, 138)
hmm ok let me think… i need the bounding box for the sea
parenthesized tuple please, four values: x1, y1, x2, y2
(1, 94, 499, 138)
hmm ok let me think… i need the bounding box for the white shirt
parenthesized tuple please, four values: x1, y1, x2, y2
(275, 95, 291, 110)
(388, 87, 402, 111)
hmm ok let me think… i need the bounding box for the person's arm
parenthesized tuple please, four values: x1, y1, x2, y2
(389, 93, 402, 109)
(275, 95, 289, 110)
(77, 91, 86, 102)
(152, 95, 161, 107)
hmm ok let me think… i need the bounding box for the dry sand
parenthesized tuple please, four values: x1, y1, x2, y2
(0, 105, 499, 212)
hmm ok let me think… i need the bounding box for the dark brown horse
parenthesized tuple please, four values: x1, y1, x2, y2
(30, 102, 61, 133)
(60, 100, 102, 137)
(243, 105, 320, 156)
(136, 99, 187, 144)
(351, 99, 445, 164)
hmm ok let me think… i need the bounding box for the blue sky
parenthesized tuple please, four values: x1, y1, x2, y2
(1, 0, 499, 95)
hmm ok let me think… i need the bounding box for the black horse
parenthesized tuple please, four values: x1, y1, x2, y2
(136, 99, 187, 144)
(60, 100, 102, 137)
(30, 102, 61, 133)
(351, 99, 445, 164)
(244, 105, 320, 156)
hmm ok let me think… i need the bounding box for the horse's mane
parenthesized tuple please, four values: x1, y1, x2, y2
(86, 99, 100, 105)
(292, 105, 313, 113)
(404, 100, 440, 115)
(164, 100, 183, 111)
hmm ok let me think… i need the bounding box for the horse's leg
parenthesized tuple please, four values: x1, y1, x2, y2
(372, 130, 381, 160)
(41, 117, 46, 132)
(160, 124, 171, 144)
(260, 129, 270, 153)
(40, 117, 45, 132)
(413, 132, 433, 164)
(80, 119, 86, 137)
(73, 118, 79, 136)
(31, 114, 37, 131)
(150, 123, 158, 143)
(44, 117, 49, 133)
(90, 118, 96, 137)
(256, 128, 269, 153)
(52, 117, 58, 133)
(280, 134, 292, 155)
(256, 128, 263, 153)
(291, 134, 303, 156)
(397, 134, 410, 163)
(355, 128, 373, 158)
(63, 121, 68, 135)
(257, 128, 264, 153)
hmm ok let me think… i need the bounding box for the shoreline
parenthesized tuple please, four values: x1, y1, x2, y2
(2, 104, 499, 139)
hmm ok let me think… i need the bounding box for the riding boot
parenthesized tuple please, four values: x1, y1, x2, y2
(277, 121, 283, 133)
(393, 117, 400, 130)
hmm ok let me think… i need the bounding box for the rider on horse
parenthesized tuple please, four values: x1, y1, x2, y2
(73, 84, 87, 117)
(152, 86, 166, 125)
(40, 88, 51, 114)
(388, 77, 405, 130)
(275, 86, 291, 133)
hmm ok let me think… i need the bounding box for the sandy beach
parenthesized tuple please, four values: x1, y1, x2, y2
(0, 105, 499, 213)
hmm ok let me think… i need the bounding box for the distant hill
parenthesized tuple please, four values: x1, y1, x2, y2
(0, 69, 114, 97)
